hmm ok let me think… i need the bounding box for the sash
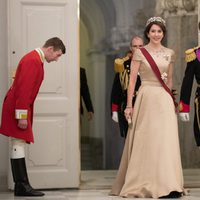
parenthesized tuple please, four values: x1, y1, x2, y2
(140, 47, 178, 109)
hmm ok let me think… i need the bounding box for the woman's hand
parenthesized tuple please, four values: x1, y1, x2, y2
(124, 107, 133, 124)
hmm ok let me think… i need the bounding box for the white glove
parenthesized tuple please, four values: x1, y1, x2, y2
(179, 112, 190, 122)
(112, 111, 119, 123)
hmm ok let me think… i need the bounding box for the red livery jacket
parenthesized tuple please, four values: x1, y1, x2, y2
(0, 50, 44, 143)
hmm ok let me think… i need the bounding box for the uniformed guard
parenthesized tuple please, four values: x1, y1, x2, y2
(179, 46, 200, 146)
(0, 37, 66, 196)
(111, 36, 143, 138)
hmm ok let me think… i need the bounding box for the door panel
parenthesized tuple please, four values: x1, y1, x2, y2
(8, 0, 80, 188)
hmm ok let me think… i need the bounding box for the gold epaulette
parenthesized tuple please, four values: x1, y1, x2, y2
(185, 47, 199, 62)
(114, 56, 130, 73)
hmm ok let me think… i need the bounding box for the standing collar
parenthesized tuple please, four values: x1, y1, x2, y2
(35, 48, 45, 63)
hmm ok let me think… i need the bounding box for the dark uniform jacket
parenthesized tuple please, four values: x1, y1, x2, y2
(80, 67, 94, 115)
(111, 56, 141, 138)
(179, 47, 200, 146)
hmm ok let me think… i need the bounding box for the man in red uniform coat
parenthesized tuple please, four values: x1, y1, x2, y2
(0, 37, 66, 196)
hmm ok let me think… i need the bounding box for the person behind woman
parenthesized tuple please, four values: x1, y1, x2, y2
(110, 16, 184, 199)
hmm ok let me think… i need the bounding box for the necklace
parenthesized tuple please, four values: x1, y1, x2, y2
(145, 45, 165, 57)
(145, 45, 170, 61)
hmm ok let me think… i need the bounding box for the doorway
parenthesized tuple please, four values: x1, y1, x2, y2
(79, 0, 126, 170)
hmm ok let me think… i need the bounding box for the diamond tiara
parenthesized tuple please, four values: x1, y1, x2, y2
(146, 17, 166, 27)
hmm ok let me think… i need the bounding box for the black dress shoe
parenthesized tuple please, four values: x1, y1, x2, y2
(159, 191, 182, 199)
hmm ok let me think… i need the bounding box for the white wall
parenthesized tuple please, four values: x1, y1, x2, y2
(0, 0, 8, 191)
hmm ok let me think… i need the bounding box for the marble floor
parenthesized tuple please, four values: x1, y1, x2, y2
(1, 170, 200, 200)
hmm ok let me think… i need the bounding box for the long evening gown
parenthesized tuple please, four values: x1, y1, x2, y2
(110, 46, 184, 198)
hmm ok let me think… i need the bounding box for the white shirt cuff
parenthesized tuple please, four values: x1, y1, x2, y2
(15, 109, 28, 119)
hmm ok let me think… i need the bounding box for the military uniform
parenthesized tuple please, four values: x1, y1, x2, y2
(179, 46, 200, 146)
(111, 55, 141, 138)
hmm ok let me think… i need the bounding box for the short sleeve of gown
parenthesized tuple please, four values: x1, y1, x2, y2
(132, 48, 143, 61)
(170, 49, 176, 63)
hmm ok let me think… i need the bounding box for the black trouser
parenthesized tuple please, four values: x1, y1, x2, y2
(118, 108, 128, 138)
(194, 87, 200, 146)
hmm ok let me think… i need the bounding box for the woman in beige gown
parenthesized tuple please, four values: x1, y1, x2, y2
(110, 17, 184, 199)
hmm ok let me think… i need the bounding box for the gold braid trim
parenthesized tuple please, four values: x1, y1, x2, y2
(119, 70, 129, 90)
(195, 97, 200, 131)
(114, 56, 130, 73)
(185, 47, 198, 62)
